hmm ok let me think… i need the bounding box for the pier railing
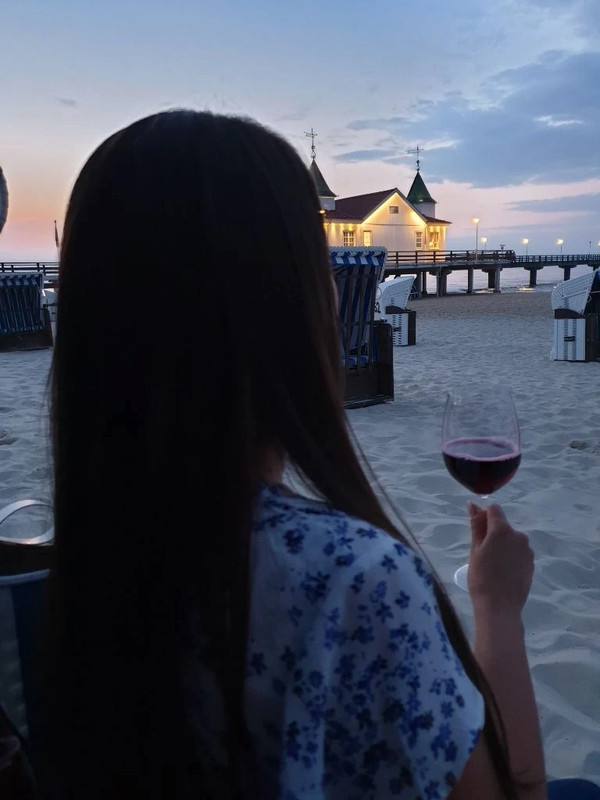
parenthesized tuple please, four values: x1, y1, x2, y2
(383, 250, 600, 268)
(2, 252, 600, 296)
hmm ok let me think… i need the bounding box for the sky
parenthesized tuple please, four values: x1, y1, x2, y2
(1, 0, 599, 260)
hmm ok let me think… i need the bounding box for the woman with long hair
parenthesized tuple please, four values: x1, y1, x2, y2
(43, 110, 550, 800)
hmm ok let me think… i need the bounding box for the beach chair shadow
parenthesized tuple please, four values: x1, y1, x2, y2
(0, 275, 53, 352)
(331, 247, 394, 408)
(0, 500, 54, 774)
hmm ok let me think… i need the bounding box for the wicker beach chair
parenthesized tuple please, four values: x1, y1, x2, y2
(376, 277, 417, 347)
(330, 247, 394, 408)
(551, 270, 598, 315)
(377, 276, 415, 315)
(551, 270, 600, 361)
(0, 500, 53, 771)
(0, 274, 53, 352)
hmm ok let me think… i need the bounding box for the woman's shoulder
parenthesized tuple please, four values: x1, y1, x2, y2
(253, 483, 431, 587)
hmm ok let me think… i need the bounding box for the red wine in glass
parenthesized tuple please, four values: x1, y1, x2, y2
(442, 386, 521, 590)
(442, 437, 521, 496)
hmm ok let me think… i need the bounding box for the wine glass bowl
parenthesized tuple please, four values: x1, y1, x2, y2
(442, 385, 521, 589)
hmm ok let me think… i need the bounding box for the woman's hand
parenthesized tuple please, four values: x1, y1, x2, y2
(467, 502, 534, 617)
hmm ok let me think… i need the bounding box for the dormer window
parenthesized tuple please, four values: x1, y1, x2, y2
(389, 206, 399, 214)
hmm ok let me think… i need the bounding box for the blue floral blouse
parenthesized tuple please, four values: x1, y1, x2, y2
(245, 484, 484, 799)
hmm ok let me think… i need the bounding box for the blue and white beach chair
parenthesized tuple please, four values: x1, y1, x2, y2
(330, 247, 393, 407)
(0, 274, 53, 351)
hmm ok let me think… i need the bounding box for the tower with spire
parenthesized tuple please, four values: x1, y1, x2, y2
(406, 163, 437, 219)
(305, 128, 336, 211)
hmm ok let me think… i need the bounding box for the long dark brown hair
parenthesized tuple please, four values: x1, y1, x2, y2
(45, 110, 517, 798)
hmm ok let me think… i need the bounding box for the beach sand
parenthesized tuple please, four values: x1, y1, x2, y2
(1, 289, 599, 784)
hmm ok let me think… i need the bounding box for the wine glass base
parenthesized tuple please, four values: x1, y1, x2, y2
(454, 564, 469, 591)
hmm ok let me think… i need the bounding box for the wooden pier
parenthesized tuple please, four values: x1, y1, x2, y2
(1, 250, 600, 296)
(383, 250, 600, 296)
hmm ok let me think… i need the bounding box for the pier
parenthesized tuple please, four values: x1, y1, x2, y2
(1, 251, 600, 296)
(383, 250, 600, 296)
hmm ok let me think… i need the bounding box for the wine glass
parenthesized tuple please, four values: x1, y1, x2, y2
(442, 384, 521, 591)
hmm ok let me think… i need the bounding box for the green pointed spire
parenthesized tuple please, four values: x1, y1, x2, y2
(309, 159, 336, 199)
(407, 170, 435, 205)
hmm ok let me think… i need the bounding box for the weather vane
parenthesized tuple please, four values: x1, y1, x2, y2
(407, 145, 424, 171)
(305, 127, 318, 161)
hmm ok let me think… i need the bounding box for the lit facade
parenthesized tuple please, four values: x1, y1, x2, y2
(310, 162, 451, 251)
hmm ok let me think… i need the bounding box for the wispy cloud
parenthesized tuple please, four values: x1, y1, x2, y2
(509, 192, 600, 213)
(275, 109, 311, 122)
(536, 115, 583, 128)
(56, 97, 77, 108)
(335, 148, 396, 163)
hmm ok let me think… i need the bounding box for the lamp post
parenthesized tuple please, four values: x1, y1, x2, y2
(556, 238, 564, 255)
(472, 217, 480, 259)
(522, 238, 529, 258)
(481, 236, 487, 251)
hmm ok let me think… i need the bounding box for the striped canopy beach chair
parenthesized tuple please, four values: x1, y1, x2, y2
(0, 274, 53, 352)
(330, 247, 394, 408)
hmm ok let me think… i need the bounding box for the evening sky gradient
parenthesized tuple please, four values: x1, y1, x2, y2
(1, 0, 599, 259)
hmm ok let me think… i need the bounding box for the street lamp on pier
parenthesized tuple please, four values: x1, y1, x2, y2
(481, 236, 487, 251)
(556, 238, 564, 255)
(522, 238, 529, 257)
(472, 218, 480, 259)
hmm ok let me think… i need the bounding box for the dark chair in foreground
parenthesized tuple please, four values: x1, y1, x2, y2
(331, 247, 394, 408)
(0, 275, 53, 352)
(0, 501, 53, 780)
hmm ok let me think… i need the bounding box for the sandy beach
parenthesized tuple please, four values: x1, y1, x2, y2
(1, 289, 599, 784)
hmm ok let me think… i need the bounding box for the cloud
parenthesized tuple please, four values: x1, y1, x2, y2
(536, 115, 583, 128)
(275, 109, 310, 122)
(340, 50, 600, 188)
(335, 148, 396, 163)
(56, 97, 77, 108)
(510, 193, 600, 213)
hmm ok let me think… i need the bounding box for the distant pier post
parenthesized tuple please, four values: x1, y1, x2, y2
(421, 271, 428, 295)
(483, 268, 501, 293)
(526, 268, 538, 288)
(466, 268, 474, 294)
(433, 268, 451, 297)
(561, 266, 572, 281)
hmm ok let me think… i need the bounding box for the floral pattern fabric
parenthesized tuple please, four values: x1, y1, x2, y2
(245, 484, 484, 799)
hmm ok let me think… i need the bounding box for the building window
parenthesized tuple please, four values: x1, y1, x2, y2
(343, 230, 355, 246)
(389, 206, 399, 214)
(363, 231, 372, 246)
(415, 231, 423, 249)
(429, 231, 440, 249)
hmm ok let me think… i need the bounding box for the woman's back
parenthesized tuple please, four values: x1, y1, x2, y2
(244, 485, 483, 797)
(44, 109, 541, 799)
